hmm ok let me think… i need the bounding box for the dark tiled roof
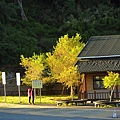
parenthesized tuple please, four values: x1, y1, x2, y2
(77, 35, 120, 73)
(78, 35, 120, 58)
(77, 58, 120, 73)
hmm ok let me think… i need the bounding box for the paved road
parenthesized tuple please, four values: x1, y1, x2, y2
(0, 104, 119, 120)
(0, 112, 104, 120)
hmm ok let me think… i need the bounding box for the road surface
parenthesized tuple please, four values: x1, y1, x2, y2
(0, 103, 119, 120)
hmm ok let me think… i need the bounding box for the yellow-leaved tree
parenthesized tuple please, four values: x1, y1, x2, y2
(20, 53, 45, 86)
(46, 33, 85, 99)
(102, 71, 120, 102)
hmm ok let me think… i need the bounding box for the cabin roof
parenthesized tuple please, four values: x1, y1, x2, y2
(77, 35, 120, 73)
(78, 35, 120, 59)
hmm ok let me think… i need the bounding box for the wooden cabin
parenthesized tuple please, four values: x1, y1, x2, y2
(77, 35, 120, 101)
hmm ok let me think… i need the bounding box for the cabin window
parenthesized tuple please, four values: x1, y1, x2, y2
(93, 76, 105, 90)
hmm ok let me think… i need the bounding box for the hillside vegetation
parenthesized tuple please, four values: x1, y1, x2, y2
(0, 0, 120, 70)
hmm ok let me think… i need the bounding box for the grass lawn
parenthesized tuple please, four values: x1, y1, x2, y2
(0, 95, 77, 105)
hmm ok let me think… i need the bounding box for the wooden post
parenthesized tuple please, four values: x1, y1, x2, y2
(78, 85, 81, 100)
(94, 91, 96, 100)
(84, 91, 87, 98)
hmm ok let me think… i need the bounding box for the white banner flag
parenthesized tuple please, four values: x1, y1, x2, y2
(2, 72, 6, 85)
(16, 73, 20, 86)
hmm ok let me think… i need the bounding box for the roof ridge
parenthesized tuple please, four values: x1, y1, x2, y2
(90, 35, 120, 38)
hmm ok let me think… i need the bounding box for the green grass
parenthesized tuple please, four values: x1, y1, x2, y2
(0, 95, 77, 105)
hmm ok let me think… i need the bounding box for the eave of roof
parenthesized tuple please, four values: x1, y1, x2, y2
(77, 58, 120, 73)
(78, 55, 120, 60)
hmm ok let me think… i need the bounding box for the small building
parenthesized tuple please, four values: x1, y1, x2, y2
(77, 35, 120, 100)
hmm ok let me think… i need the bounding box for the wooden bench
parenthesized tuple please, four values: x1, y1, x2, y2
(56, 100, 71, 106)
(72, 99, 87, 106)
(93, 100, 106, 107)
(94, 100, 120, 107)
(56, 99, 88, 106)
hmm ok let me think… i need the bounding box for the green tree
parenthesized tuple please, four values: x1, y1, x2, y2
(46, 33, 85, 99)
(0, 0, 120, 71)
(102, 71, 120, 102)
(20, 53, 45, 86)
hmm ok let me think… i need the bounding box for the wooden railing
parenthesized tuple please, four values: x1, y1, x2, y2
(79, 91, 120, 101)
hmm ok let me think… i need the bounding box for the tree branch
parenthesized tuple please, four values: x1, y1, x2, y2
(17, 0, 28, 21)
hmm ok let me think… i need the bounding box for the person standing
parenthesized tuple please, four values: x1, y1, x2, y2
(28, 88, 32, 104)
(32, 88, 35, 104)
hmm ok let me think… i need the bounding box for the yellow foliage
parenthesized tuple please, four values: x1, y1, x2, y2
(102, 71, 120, 88)
(46, 33, 85, 88)
(59, 66, 81, 88)
(102, 71, 120, 101)
(20, 53, 45, 85)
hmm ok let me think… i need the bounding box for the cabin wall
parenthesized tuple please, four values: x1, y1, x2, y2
(80, 73, 108, 99)
(86, 73, 107, 92)
(79, 72, 120, 100)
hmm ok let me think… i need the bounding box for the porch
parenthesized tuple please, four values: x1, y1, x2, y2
(79, 91, 120, 101)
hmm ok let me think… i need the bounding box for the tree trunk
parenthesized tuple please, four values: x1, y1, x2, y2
(110, 91, 112, 102)
(61, 86, 65, 95)
(17, 0, 28, 21)
(110, 85, 115, 102)
(71, 85, 74, 100)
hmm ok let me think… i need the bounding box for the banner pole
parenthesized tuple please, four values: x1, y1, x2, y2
(18, 86, 21, 103)
(4, 84, 6, 102)
(40, 88, 41, 103)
